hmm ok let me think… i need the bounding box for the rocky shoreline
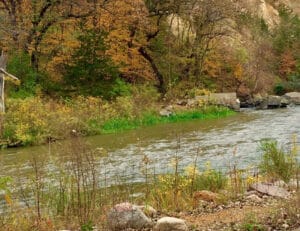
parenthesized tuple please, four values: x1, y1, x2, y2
(241, 92, 300, 109)
(161, 92, 300, 116)
(58, 180, 299, 231)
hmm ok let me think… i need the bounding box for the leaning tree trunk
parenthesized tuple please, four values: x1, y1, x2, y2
(138, 47, 166, 94)
(0, 53, 7, 113)
(0, 52, 19, 113)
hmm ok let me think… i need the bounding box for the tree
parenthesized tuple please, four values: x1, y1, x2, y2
(145, 0, 234, 87)
(189, 0, 233, 85)
(99, 0, 167, 91)
(0, 0, 111, 71)
(63, 21, 119, 98)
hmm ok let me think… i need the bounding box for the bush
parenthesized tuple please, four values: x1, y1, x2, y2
(259, 139, 298, 183)
(63, 22, 120, 99)
(192, 164, 227, 192)
(273, 83, 286, 95)
(149, 161, 227, 211)
(6, 52, 41, 98)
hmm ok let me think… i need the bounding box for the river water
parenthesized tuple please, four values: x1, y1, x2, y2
(0, 106, 300, 185)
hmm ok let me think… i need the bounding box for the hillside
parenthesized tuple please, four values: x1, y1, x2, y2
(0, 0, 299, 100)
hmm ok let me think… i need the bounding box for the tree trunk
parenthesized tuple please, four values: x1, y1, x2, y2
(0, 53, 7, 113)
(138, 47, 166, 94)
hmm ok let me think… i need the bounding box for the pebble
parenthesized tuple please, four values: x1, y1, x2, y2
(282, 223, 289, 229)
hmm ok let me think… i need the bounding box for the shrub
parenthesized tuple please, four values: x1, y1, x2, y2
(63, 22, 120, 99)
(273, 83, 286, 95)
(6, 52, 41, 98)
(149, 161, 227, 211)
(192, 163, 227, 192)
(259, 139, 298, 183)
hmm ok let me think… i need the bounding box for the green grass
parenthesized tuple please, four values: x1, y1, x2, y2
(100, 106, 236, 134)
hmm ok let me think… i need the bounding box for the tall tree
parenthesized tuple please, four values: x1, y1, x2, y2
(63, 21, 119, 98)
(0, 0, 111, 71)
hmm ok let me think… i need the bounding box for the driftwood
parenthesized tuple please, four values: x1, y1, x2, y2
(0, 52, 20, 113)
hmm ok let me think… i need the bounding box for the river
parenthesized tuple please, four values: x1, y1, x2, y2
(0, 106, 299, 186)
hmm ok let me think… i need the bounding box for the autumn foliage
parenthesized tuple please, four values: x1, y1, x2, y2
(0, 0, 299, 98)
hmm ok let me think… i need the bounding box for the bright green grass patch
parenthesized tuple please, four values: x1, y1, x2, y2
(101, 106, 236, 134)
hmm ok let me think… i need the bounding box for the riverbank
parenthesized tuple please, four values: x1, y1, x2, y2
(0, 137, 299, 231)
(0, 95, 235, 148)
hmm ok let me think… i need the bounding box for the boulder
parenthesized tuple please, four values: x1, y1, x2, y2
(136, 205, 157, 217)
(250, 183, 290, 198)
(255, 95, 290, 109)
(159, 105, 173, 117)
(273, 180, 288, 188)
(267, 95, 282, 108)
(107, 202, 153, 230)
(280, 96, 289, 107)
(288, 179, 299, 189)
(154, 217, 188, 231)
(159, 109, 173, 117)
(187, 98, 198, 107)
(284, 92, 300, 105)
(209, 93, 240, 111)
(176, 99, 187, 106)
(252, 93, 265, 106)
(246, 194, 263, 203)
(255, 97, 268, 109)
(194, 93, 240, 111)
(193, 190, 219, 202)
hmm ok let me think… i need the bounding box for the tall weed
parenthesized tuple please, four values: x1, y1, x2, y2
(259, 139, 299, 183)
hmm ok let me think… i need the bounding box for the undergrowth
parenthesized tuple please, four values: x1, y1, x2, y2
(0, 94, 234, 147)
(0, 137, 298, 230)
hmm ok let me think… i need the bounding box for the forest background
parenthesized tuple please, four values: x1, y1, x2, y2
(0, 0, 299, 146)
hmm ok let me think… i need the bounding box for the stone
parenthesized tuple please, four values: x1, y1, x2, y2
(193, 190, 219, 202)
(159, 105, 173, 117)
(267, 95, 282, 108)
(136, 205, 157, 217)
(246, 194, 263, 203)
(107, 202, 153, 230)
(273, 180, 288, 188)
(282, 223, 289, 229)
(250, 183, 290, 198)
(288, 179, 299, 189)
(256, 97, 268, 109)
(154, 217, 188, 231)
(159, 108, 173, 117)
(191, 92, 240, 111)
(255, 95, 291, 109)
(209, 93, 240, 111)
(187, 98, 198, 107)
(280, 97, 289, 107)
(245, 190, 259, 196)
(176, 99, 187, 106)
(284, 92, 300, 105)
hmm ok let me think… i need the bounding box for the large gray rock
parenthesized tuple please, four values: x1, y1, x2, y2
(267, 95, 282, 108)
(159, 105, 173, 117)
(136, 205, 157, 217)
(284, 92, 300, 105)
(195, 92, 240, 111)
(256, 95, 290, 109)
(107, 202, 153, 230)
(154, 217, 188, 231)
(246, 194, 263, 203)
(288, 179, 299, 188)
(250, 183, 290, 198)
